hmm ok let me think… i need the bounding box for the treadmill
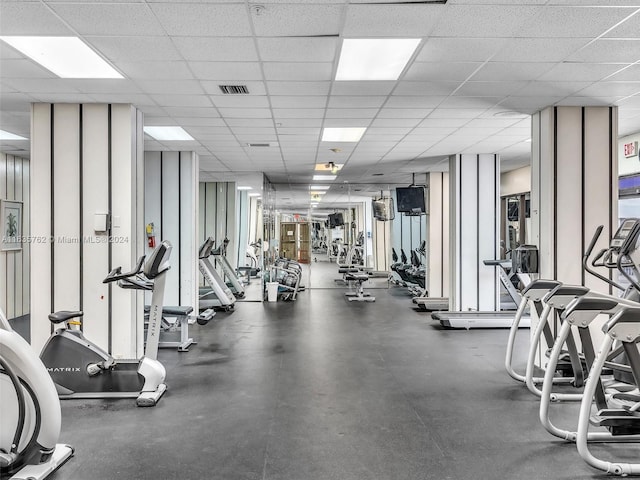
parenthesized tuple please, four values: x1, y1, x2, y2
(198, 237, 236, 311)
(432, 247, 536, 329)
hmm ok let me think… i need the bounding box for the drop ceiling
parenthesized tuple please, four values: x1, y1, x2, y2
(1, 0, 640, 211)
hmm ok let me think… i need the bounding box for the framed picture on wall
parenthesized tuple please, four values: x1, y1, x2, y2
(1, 200, 23, 251)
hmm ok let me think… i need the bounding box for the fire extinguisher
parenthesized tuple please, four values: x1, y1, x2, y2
(146, 223, 156, 248)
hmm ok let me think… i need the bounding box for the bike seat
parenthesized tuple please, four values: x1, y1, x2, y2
(49, 310, 84, 324)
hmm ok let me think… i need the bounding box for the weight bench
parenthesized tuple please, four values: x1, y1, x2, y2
(344, 271, 375, 302)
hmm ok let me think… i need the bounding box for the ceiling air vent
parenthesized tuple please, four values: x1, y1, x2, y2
(219, 85, 249, 94)
(246, 142, 279, 147)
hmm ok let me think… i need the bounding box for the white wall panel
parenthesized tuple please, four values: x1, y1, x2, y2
(180, 151, 197, 308)
(161, 152, 180, 306)
(22, 158, 30, 316)
(30, 103, 52, 351)
(477, 155, 499, 312)
(81, 104, 110, 350)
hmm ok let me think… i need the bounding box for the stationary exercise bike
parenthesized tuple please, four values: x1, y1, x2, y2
(39, 241, 172, 407)
(0, 308, 73, 479)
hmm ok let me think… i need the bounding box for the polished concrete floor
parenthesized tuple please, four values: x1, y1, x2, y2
(48, 286, 625, 480)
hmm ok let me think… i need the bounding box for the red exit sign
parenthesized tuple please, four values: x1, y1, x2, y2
(624, 141, 637, 157)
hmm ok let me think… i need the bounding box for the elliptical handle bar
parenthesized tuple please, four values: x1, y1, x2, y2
(583, 225, 627, 291)
(103, 255, 146, 284)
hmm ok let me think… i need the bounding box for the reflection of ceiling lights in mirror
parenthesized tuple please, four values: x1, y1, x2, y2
(237, 186, 252, 190)
(310, 185, 330, 190)
(322, 128, 366, 143)
(248, 193, 261, 197)
(335, 38, 420, 81)
(0, 129, 27, 140)
(310, 191, 326, 195)
(0, 36, 123, 78)
(144, 126, 194, 141)
(313, 175, 337, 181)
(315, 162, 343, 173)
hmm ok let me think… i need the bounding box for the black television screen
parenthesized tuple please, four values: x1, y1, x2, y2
(328, 213, 336, 228)
(334, 212, 345, 226)
(372, 198, 395, 221)
(396, 187, 426, 213)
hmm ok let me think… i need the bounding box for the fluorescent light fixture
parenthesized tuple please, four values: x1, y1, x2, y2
(311, 203, 319, 208)
(248, 193, 261, 197)
(0, 129, 27, 141)
(335, 38, 421, 81)
(237, 186, 253, 191)
(309, 185, 330, 190)
(0, 36, 122, 79)
(313, 175, 337, 181)
(322, 128, 366, 143)
(310, 191, 327, 195)
(144, 126, 194, 141)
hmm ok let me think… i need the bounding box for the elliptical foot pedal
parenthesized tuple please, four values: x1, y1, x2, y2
(197, 309, 216, 325)
(136, 383, 167, 407)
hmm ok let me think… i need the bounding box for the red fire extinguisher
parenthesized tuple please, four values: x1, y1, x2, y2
(146, 223, 156, 248)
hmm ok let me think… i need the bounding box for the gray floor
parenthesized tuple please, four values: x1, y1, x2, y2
(48, 286, 622, 480)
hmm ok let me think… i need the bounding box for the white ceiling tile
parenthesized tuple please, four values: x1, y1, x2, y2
(428, 108, 488, 118)
(231, 127, 276, 135)
(472, 63, 556, 82)
(324, 109, 378, 119)
(0, 59, 57, 79)
(135, 80, 204, 95)
(464, 118, 523, 128)
(151, 94, 211, 107)
(393, 81, 458, 96)
(163, 106, 220, 118)
(270, 96, 327, 109)
(173, 117, 227, 127)
(0, 43, 24, 60)
(361, 133, 405, 141)
(263, 63, 333, 81)
(517, 6, 637, 38)
(173, 37, 258, 62)
(86, 36, 183, 62)
(0, 92, 33, 112)
(324, 118, 372, 127)
(604, 10, 640, 38)
(273, 108, 325, 119)
(416, 38, 506, 63)
(2, 78, 80, 93)
(578, 82, 640, 97)
(267, 81, 331, 96)
(455, 82, 528, 97)
(515, 81, 592, 97)
(257, 38, 337, 62)
(369, 118, 422, 128)
(277, 127, 321, 136)
(275, 118, 323, 127)
(411, 127, 458, 136)
(137, 105, 166, 117)
(404, 62, 482, 82)
(556, 96, 624, 106)
(327, 96, 385, 108)
(385, 96, 446, 109)
(117, 61, 194, 80)
(203, 81, 267, 96)
(149, 3, 252, 36)
(498, 96, 564, 110)
(568, 39, 640, 64)
(438, 96, 501, 109)
(376, 108, 433, 119)
(492, 38, 590, 63)
(252, 4, 343, 36)
(182, 126, 231, 135)
(343, 4, 445, 37)
(418, 118, 470, 128)
(190, 62, 263, 81)
(211, 95, 270, 108)
(49, 3, 164, 36)
(431, 5, 541, 37)
(88, 93, 156, 105)
(0, 1, 72, 35)
(539, 63, 628, 82)
(608, 64, 640, 81)
(65, 79, 143, 95)
(226, 118, 274, 127)
(218, 108, 273, 119)
(31, 93, 97, 104)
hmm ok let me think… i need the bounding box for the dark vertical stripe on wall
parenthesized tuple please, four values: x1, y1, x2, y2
(107, 104, 113, 352)
(476, 155, 480, 311)
(609, 107, 614, 295)
(178, 154, 182, 302)
(457, 156, 462, 308)
(79, 105, 84, 318)
(203, 183, 207, 244)
(580, 108, 586, 287)
(553, 107, 558, 281)
(159, 152, 164, 241)
(493, 156, 498, 312)
(50, 104, 55, 325)
(440, 174, 444, 295)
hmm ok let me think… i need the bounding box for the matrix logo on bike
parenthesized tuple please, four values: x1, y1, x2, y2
(47, 367, 81, 373)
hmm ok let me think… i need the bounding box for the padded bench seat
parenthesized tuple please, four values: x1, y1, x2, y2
(144, 305, 194, 316)
(345, 272, 369, 282)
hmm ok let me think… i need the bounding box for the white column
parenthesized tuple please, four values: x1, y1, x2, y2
(30, 103, 143, 357)
(449, 154, 500, 312)
(427, 172, 449, 298)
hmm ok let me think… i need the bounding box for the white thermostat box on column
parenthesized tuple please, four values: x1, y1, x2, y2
(94, 213, 109, 233)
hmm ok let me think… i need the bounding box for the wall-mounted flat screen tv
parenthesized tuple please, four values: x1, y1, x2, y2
(372, 198, 395, 221)
(396, 187, 426, 214)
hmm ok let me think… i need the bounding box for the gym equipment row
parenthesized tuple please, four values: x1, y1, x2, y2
(504, 218, 640, 476)
(267, 257, 305, 301)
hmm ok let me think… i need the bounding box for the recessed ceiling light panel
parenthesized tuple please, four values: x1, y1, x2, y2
(335, 38, 421, 81)
(0, 36, 122, 79)
(309, 185, 330, 190)
(313, 175, 337, 181)
(144, 126, 194, 141)
(0, 129, 27, 141)
(237, 186, 253, 190)
(322, 128, 366, 142)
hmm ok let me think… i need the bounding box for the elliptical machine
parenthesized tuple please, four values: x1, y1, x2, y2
(39, 241, 172, 407)
(0, 309, 73, 479)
